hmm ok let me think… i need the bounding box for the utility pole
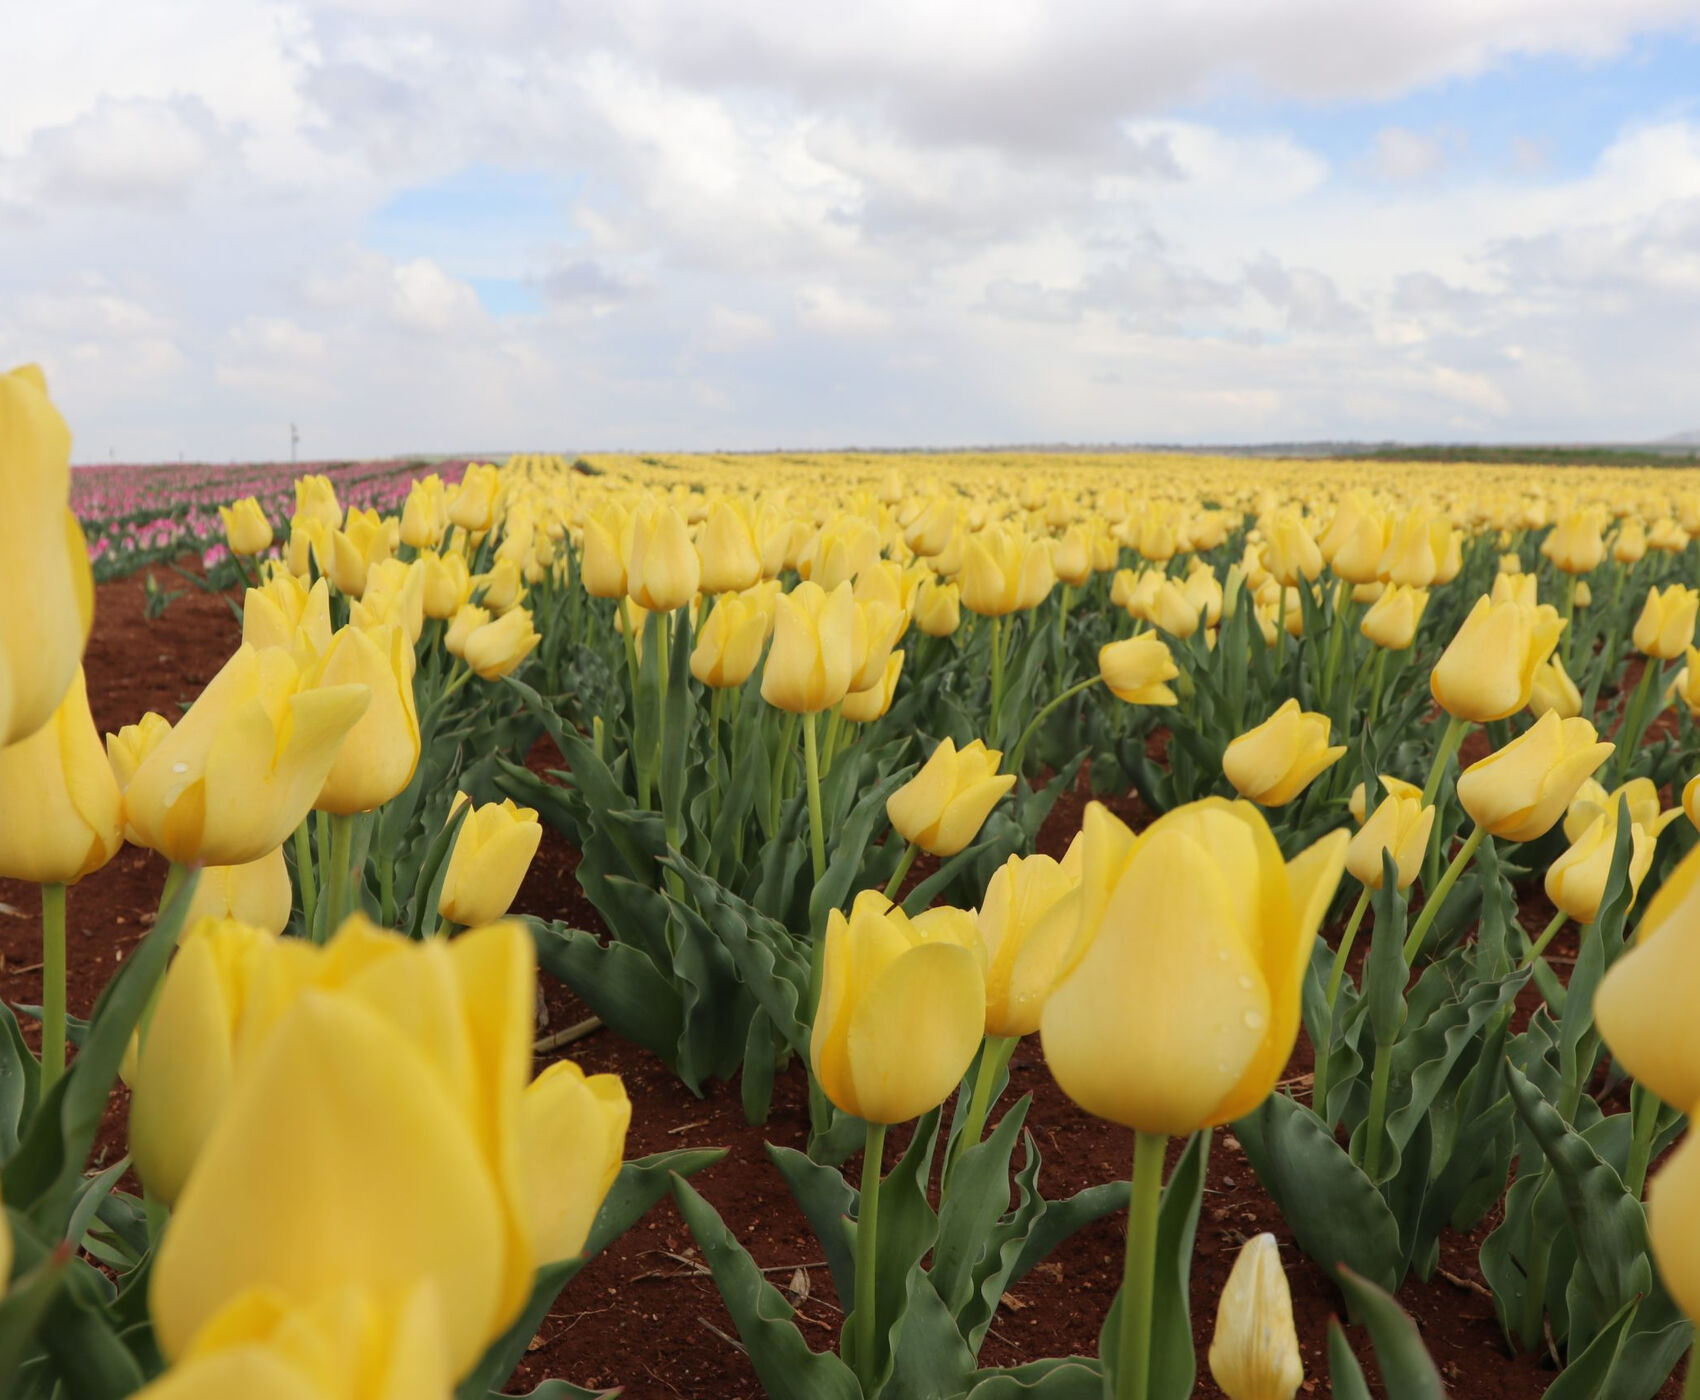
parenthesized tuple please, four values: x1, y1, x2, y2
(290, 423, 299, 464)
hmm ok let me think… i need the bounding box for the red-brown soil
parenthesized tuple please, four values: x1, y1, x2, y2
(0, 565, 1685, 1399)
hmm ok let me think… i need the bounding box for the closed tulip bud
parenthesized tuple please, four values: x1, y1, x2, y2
(1152, 579, 1207, 639)
(1359, 583, 1428, 650)
(1545, 811, 1654, 924)
(690, 594, 769, 688)
(108, 710, 173, 794)
(1430, 596, 1566, 722)
(841, 650, 904, 723)
(1596, 841, 1700, 1111)
(1347, 789, 1435, 890)
(810, 890, 986, 1123)
(1053, 526, 1092, 586)
(905, 499, 957, 557)
(1, 364, 93, 746)
(327, 530, 375, 597)
(1222, 699, 1346, 807)
(1208, 1233, 1304, 1400)
(961, 527, 1055, 616)
(518, 1059, 630, 1265)
(1351, 580, 1384, 604)
(1329, 510, 1390, 585)
(420, 549, 472, 620)
(1644, 1126, 1700, 1326)
(1377, 510, 1441, 587)
(761, 580, 856, 714)
(580, 509, 630, 599)
(1262, 512, 1322, 587)
(0, 668, 122, 884)
(124, 644, 371, 866)
(285, 515, 331, 580)
(1634, 584, 1699, 659)
(626, 503, 700, 612)
(1529, 654, 1582, 719)
(293, 474, 342, 530)
(1455, 710, 1613, 843)
(1613, 520, 1647, 564)
(697, 499, 762, 594)
(1540, 511, 1604, 574)
(243, 574, 332, 654)
(400, 475, 447, 548)
(474, 556, 526, 615)
(438, 794, 543, 926)
(1348, 774, 1422, 824)
(887, 737, 1015, 856)
(1563, 777, 1677, 843)
(1575, 579, 1592, 608)
(184, 847, 293, 935)
(351, 558, 427, 642)
(1490, 570, 1538, 607)
(914, 578, 961, 637)
(1098, 634, 1179, 705)
(448, 463, 502, 531)
(1041, 800, 1347, 1133)
(1649, 517, 1690, 552)
(445, 603, 489, 658)
(219, 498, 273, 556)
(977, 851, 1081, 1037)
(799, 518, 882, 590)
(463, 606, 541, 680)
(307, 624, 419, 814)
(849, 598, 907, 693)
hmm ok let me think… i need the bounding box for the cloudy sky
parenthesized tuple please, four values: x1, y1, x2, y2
(5, 1, 1700, 461)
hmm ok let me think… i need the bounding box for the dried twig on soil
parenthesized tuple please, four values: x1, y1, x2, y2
(533, 1015, 603, 1053)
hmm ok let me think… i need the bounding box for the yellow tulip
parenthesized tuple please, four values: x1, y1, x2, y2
(448, 463, 502, 531)
(108, 711, 174, 843)
(1455, 711, 1613, 843)
(1563, 776, 1674, 843)
(1329, 510, 1390, 585)
(580, 507, 630, 599)
(1347, 788, 1435, 891)
(420, 549, 472, 620)
(328, 509, 394, 598)
(849, 598, 907, 694)
(293, 475, 342, 530)
(1613, 520, 1647, 564)
(690, 593, 769, 688)
(1348, 774, 1422, 824)
(626, 503, 701, 612)
(976, 849, 1081, 1037)
(1491, 571, 1538, 607)
(444, 603, 489, 658)
(400, 474, 448, 548)
(1545, 811, 1654, 924)
(697, 499, 762, 594)
(798, 518, 880, 590)
(1648, 517, 1688, 552)
(960, 527, 1055, 616)
(123, 644, 371, 866)
(184, 847, 293, 935)
(904, 499, 957, 557)
(886, 737, 1015, 856)
(1040, 800, 1347, 1133)
(1540, 511, 1604, 574)
(1052, 526, 1092, 586)
(1430, 596, 1565, 722)
(1634, 585, 1699, 659)
(1098, 634, 1179, 705)
(1208, 1233, 1304, 1400)
(1377, 509, 1443, 587)
(0, 364, 92, 746)
(474, 557, 527, 615)
(841, 651, 904, 723)
(1359, 584, 1428, 650)
(518, 1059, 630, 1263)
(809, 890, 986, 1123)
(307, 624, 419, 814)
(914, 577, 961, 637)
(463, 607, 541, 680)
(1647, 1123, 1700, 1323)
(285, 516, 331, 580)
(1529, 654, 1582, 719)
(1221, 699, 1345, 807)
(760, 580, 856, 714)
(1262, 512, 1322, 588)
(1686, 772, 1700, 832)
(219, 498, 274, 556)
(244, 574, 332, 654)
(438, 795, 543, 927)
(0, 667, 122, 884)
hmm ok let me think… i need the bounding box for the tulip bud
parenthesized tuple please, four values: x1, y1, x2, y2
(810, 890, 985, 1123)
(696, 499, 762, 594)
(841, 650, 904, 723)
(1634, 585, 1699, 660)
(1346, 789, 1435, 890)
(1455, 710, 1613, 843)
(400, 474, 447, 548)
(1529, 654, 1582, 719)
(448, 463, 502, 531)
(351, 558, 427, 643)
(421, 549, 473, 620)
(308, 624, 420, 814)
(463, 607, 541, 680)
(760, 580, 856, 714)
(690, 593, 768, 689)
(1540, 511, 1605, 574)
(184, 847, 293, 935)
(623, 503, 700, 613)
(1329, 510, 1390, 585)
(1040, 800, 1347, 1133)
(438, 794, 543, 927)
(849, 598, 907, 693)
(1430, 596, 1565, 722)
(1646, 1120, 1700, 1325)
(905, 500, 956, 557)
(1686, 772, 1700, 832)
(1098, 634, 1179, 705)
(518, 1059, 631, 1264)
(474, 557, 526, 615)
(1208, 1233, 1304, 1400)
(914, 578, 961, 637)
(293, 474, 343, 530)
(1545, 810, 1653, 924)
(244, 574, 332, 654)
(1052, 526, 1092, 586)
(960, 528, 1054, 616)
(1222, 699, 1346, 807)
(977, 851, 1080, 1037)
(1613, 520, 1647, 564)
(219, 498, 274, 556)
(887, 737, 1015, 856)
(1359, 584, 1428, 651)
(0, 364, 93, 746)
(0, 668, 122, 884)
(1348, 774, 1422, 823)
(1377, 510, 1442, 587)
(445, 603, 489, 658)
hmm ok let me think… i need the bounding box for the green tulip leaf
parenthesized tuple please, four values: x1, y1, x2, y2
(1335, 1265, 1446, 1400)
(881, 1262, 976, 1400)
(1325, 1317, 1374, 1400)
(766, 1142, 859, 1307)
(528, 922, 686, 1073)
(933, 1095, 1032, 1316)
(0, 1002, 41, 1164)
(961, 1357, 1103, 1399)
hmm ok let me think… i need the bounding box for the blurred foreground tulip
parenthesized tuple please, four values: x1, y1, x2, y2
(1208, 1234, 1304, 1400)
(437, 794, 543, 928)
(0, 668, 122, 885)
(886, 737, 1014, 856)
(184, 847, 293, 935)
(1647, 1123, 1700, 1323)
(1222, 699, 1345, 807)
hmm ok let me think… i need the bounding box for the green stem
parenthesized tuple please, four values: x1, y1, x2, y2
(1405, 824, 1485, 963)
(1114, 1130, 1168, 1400)
(1313, 886, 1372, 1123)
(1056, 583, 1073, 643)
(437, 662, 475, 703)
(706, 687, 725, 829)
(1518, 909, 1568, 970)
(1362, 1039, 1395, 1181)
(803, 711, 827, 888)
(1624, 1081, 1661, 1199)
(988, 614, 1006, 738)
(1008, 676, 1101, 776)
(1365, 645, 1389, 729)
(292, 818, 318, 933)
(1560, 573, 1578, 668)
(1419, 713, 1471, 807)
(325, 813, 356, 933)
(1614, 658, 1661, 783)
(850, 1120, 887, 1388)
(433, 916, 459, 940)
(40, 883, 67, 1091)
(882, 841, 920, 904)
(1682, 1346, 1700, 1400)
(946, 1035, 1018, 1184)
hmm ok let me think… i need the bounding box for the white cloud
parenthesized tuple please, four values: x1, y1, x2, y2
(1370, 126, 1449, 182)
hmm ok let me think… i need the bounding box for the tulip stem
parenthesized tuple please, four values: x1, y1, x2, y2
(882, 840, 920, 904)
(40, 883, 68, 1091)
(438, 662, 475, 703)
(1404, 824, 1485, 964)
(946, 1034, 1018, 1186)
(1365, 646, 1389, 729)
(1682, 1349, 1699, 1400)
(292, 819, 318, 934)
(1114, 1130, 1167, 1400)
(1312, 886, 1372, 1124)
(988, 615, 1006, 739)
(1008, 676, 1101, 777)
(1419, 714, 1470, 807)
(1362, 1040, 1394, 1181)
(803, 711, 827, 888)
(1613, 659, 1661, 784)
(850, 1120, 887, 1388)
(325, 813, 357, 931)
(1518, 909, 1567, 970)
(1624, 1080, 1662, 1199)
(1560, 574, 1578, 668)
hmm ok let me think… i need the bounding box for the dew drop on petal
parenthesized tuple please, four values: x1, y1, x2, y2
(1243, 1008, 1266, 1031)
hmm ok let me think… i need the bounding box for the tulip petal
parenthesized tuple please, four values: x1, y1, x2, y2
(846, 942, 985, 1124)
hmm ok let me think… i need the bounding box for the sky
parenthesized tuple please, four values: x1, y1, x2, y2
(4, 1, 1700, 461)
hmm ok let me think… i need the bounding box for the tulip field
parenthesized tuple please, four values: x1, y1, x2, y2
(5, 363, 1700, 1400)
